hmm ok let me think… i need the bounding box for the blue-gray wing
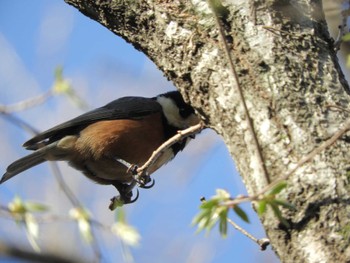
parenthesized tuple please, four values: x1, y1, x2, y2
(23, 96, 161, 149)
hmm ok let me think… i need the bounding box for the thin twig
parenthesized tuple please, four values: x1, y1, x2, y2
(207, 0, 270, 185)
(49, 162, 82, 208)
(1, 94, 86, 208)
(223, 195, 255, 207)
(1, 96, 102, 260)
(136, 122, 204, 175)
(109, 123, 204, 210)
(0, 90, 53, 113)
(0, 205, 113, 233)
(200, 196, 270, 250)
(259, 118, 350, 194)
(0, 203, 106, 261)
(223, 118, 350, 207)
(0, 241, 82, 263)
(0, 113, 40, 136)
(90, 227, 103, 262)
(49, 163, 102, 261)
(226, 218, 270, 250)
(1, 98, 83, 208)
(333, 5, 349, 51)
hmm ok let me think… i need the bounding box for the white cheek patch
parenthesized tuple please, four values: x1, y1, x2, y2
(157, 95, 199, 130)
(157, 96, 185, 128)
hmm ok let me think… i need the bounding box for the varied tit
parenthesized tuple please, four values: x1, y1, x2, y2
(1, 91, 199, 204)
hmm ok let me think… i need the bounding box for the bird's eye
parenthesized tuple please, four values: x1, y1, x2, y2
(179, 107, 191, 118)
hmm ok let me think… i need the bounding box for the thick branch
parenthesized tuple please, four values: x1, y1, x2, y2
(64, 0, 350, 262)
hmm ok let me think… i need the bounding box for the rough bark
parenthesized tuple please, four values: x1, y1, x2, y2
(64, 0, 350, 262)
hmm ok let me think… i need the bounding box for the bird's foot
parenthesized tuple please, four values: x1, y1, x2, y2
(115, 157, 155, 189)
(126, 163, 155, 189)
(109, 186, 139, 210)
(132, 169, 155, 189)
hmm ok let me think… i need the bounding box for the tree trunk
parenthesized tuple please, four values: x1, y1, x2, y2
(64, 0, 350, 262)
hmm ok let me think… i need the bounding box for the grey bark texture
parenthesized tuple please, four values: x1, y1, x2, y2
(64, 0, 350, 262)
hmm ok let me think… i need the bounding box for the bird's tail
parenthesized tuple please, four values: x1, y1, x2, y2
(1, 151, 47, 184)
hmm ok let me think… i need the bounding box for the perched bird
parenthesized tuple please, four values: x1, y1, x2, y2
(1, 91, 199, 204)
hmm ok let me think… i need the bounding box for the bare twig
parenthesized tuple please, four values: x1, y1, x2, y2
(1, 95, 86, 209)
(49, 162, 82, 208)
(1, 96, 102, 261)
(334, 4, 350, 51)
(136, 122, 204, 175)
(200, 196, 270, 250)
(223, 195, 255, 207)
(1, 100, 83, 208)
(223, 118, 350, 207)
(260, 118, 350, 193)
(0, 241, 82, 263)
(226, 218, 270, 250)
(207, 0, 270, 185)
(109, 122, 204, 210)
(49, 163, 102, 261)
(0, 205, 117, 233)
(90, 227, 103, 262)
(0, 113, 40, 136)
(0, 90, 53, 113)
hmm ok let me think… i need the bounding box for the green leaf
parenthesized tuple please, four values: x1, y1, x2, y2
(257, 200, 267, 216)
(273, 199, 296, 211)
(193, 210, 209, 227)
(52, 66, 89, 110)
(193, 210, 212, 233)
(111, 222, 141, 247)
(193, 189, 232, 236)
(8, 196, 26, 215)
(268, 181, 287, 195)
(199, 199, 218, 209)
(69, 207, 93, 243)
(193, 201, 227, 235)
(343, 33, 350, 42)
(347, 54, 350, 68)
(219, 209, 228, 237)
(269, 203, 290, 228)
(110, 197, 125, 210)
(116, 207, 126, 223)
(52, 67, 71, 94)
(54, 66, 64, 81)
(79, 218, 93, 243)
(205, 212, 219, 231)
(233, 205, 249, 223)
(215, 189, 231, 200)
(24, 213, 40, 252)
(112, 208, 140, 247)
(25, 202, 49, 213)
(25, 213, 39, 239)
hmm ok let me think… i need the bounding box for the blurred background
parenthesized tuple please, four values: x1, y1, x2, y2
(1, 1, 346, 262)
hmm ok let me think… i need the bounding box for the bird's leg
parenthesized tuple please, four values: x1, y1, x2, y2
(134, 170, 155, 189)
(109, 181, 139, 210)
(110, 156, 157, 210)
(114, 157, 155, 189)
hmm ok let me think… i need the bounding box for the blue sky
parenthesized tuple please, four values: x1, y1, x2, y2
(0, 1, 278, 262)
